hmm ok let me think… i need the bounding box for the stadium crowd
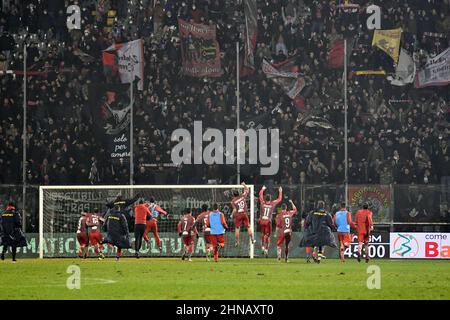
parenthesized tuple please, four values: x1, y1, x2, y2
(0, 0, 449, 195)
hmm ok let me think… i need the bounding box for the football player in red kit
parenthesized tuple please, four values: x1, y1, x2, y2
(134, 199, 152, 258)
(76, 212, 89, 258)
(258, 185, 282, 257)
(143, 198, 168, 252)
(231, 182, 255, 246)
(275, 200, 297, 262)
(195, 204, 213, 261)
(178, 208, 198, 262)
(86, 208, 105, 260)
(354, 203, 374, 263)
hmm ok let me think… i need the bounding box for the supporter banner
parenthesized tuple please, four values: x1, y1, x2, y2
(302, 115, 333, 129)
(348, 185, 391, 223)
(389, 48, 416, 86)
(241, 104, 281, 130)
(372, 28, 402, 63)
(353, 70, 386, 76)
(262, 58, 306, 105)
(241, 0, 258, 76)
(102, 39, 144, 90)
(88, 83, 132, 161)
(262, 58, 332, 128)
(327, 38, 354, 68)
(390, 233, 450, 259)
(178, 19, 222, 77)
(415, 47, 450, 88)
(328, 39, 344, 68)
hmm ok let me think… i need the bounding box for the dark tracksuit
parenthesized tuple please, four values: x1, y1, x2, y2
(1, 206, 27, 261)
(299, 209, 337, 249)
(103, 195, 140, 256)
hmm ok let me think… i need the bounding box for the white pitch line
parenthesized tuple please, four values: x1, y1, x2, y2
(0, 278, 117, 288)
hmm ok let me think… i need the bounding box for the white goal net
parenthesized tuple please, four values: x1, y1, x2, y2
(39, 185, 255, 258)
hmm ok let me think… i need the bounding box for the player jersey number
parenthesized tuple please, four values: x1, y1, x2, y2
(237, 200, 245, 213)
(262, 207, 271, 219)
(203, 217, 210, 231)
(90, 216, 99, 230)
(283, 217, 292, 233)
(182, 220, 189, 235)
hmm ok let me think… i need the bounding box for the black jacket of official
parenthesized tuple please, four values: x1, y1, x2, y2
(1, 205, 27, 248)
(102, 209, 131, 249)
(299, 209, 337, 248)
(102, 194, 140, 249)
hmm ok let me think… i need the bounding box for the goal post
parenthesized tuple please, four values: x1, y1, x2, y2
(39, 185, 255, 259)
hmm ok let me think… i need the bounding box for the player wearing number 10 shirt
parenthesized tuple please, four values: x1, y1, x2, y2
(275, 200, 297, 262)
(230, 182, 256, 247)
(258, 185, 282, 257)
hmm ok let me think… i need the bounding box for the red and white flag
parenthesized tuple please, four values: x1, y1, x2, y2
(262, 58, 306, 108)
(102, 39, 144, 90)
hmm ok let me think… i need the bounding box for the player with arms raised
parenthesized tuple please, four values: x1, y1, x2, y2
(354, 203, 373, 263)
(86, 208, 105, 260)
(259, 185, 282, 257)
(178, 208, 198, 262)
(231, 182, 255, 246)
(195, 204, 213, 261)
(275, 200, 297, 262)
(103, 195, 135, 261)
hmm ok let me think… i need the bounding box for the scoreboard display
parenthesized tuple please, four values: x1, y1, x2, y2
(344, 232, 390, 259)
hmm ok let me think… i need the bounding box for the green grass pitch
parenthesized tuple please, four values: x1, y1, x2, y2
(0, 258, 449, 300)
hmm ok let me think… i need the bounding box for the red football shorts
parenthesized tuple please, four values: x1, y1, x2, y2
(210, 234, 225, 247)
(182, 235, 195, 246)
(234, 213, 250, 228)
(259, 219, 272, 235)
(337, 232, 351, 247)
(76, 233, 88, 246)
(204, 233, 212, 245)
(89, 231, 103, 246)
(277, 231, 291, 246)
(357, 232, 370, 244)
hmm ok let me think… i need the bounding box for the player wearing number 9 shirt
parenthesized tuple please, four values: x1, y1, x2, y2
(231, 182, 255, 247)
(258, 185, 282, 257)
(275, 200, 297, 262)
